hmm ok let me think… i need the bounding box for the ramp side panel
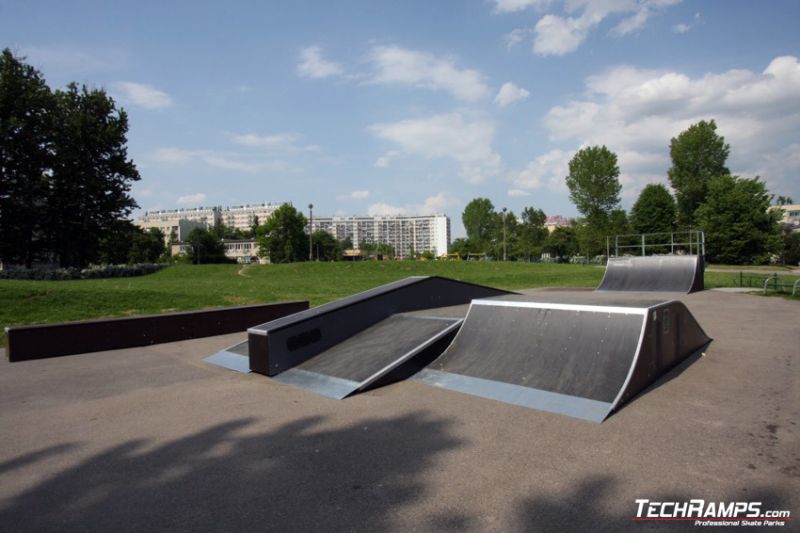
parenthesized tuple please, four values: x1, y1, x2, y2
(295, 315, 460, 383)
(598, 255, 703, 293)
(248, 276, 511, 376)
(612, 301, 712, 411)
(429, 303, 645, 403)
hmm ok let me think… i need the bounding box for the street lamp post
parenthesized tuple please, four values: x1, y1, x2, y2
(502, 207, 508, 262)
(308, 203, 313, 261)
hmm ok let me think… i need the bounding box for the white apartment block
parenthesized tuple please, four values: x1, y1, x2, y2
(220, 203, 283, 231)
(137, 206, 220, 228)
(311, 214, 450, 257)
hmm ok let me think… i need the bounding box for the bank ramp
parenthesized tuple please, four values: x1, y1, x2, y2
(206, 276, 511, 398)
(414, 295, 711, 422)
(598, 255, 704, 293)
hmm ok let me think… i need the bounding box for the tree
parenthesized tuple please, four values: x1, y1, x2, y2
(48, 83, 140, 267)
(462, 198, 497, 252)
(783, 231, 800, 266)
(311, 230, 339, 261)
(0, 49, 54, 267)
(130, 227, 166, 263)
(516, 207, 548, 260)
(668, 120, 730, 227)
(694, 175, 782, 264)
(256, 203, 307, 263)
(775, 195, 794, 206)
(630, 184, 677, 235)
(565, 146, 621, 256)
(186, 227, 227, 264)
(565, 146, 621, 222)
(543, 226, 578, 261)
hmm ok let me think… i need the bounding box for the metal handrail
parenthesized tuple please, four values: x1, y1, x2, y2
(609, 230, 705, 257)
(763, 274, 778, 294)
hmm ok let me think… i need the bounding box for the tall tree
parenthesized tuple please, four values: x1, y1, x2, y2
(0, 49, 54, 267)
(668, 119, 730, 227)
(462, 198, 496, 252)
(694, 175, 782, 264)
(543, 226, 578, 261)
(49, 83, 140, 267)
(565, 145, 621, 256)
(311, 229, 339, 261)
(256, 203, 307, 263)
(630, 184, 677, 235)
(186, 227, 227, 264)
(565, 145, 621, 223)
(515, 207, 548, 260)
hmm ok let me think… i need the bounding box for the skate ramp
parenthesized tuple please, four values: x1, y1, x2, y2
(414, 296, 711, 422)
(598, 255, 704, 293)
(247, 276, 511, 377)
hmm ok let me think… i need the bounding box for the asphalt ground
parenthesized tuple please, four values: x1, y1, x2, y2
(0, 289, 797, 532)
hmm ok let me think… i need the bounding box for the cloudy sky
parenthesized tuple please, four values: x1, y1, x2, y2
(3, 0, 799, 236)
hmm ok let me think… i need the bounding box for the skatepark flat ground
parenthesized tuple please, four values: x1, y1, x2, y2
(0, 290, 797, 532)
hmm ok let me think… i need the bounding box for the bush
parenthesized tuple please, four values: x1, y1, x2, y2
(0, 263, 167, 280)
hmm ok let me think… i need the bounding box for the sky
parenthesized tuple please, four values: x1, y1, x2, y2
(2, 0, 799, 237)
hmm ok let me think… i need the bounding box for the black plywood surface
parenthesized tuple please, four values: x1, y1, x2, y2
(598, 255, 704, 293)
(297, 315, 459, 383)
(430, 304, 643, 403)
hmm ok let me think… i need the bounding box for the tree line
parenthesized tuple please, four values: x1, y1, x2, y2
(458, 120, 793, 265)
(1, 49, 152, 268)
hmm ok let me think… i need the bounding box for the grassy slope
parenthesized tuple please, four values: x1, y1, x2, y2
(2, 262, 796, 346)
(0, 262, 603, 345)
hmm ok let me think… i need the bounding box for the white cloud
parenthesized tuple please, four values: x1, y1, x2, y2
(493, 0, 553, 13)
(504, 28, 530, 48)
(508, 189, 531, 197)
(229, 132, 319, 152)
(151, 147, 294, 174)
(350, 190, 370, 199)
(368, 45, 489, 102)
(367, 192, 459, 217)
(369, 113, 501, 183)
(672, 23, 690, 33)
(527, 0, 682, 56)
(177, 193, 207, 206)
(535, 55, 800, 200)
(367, 202, 406, 217)
(296, 46, 344, 79)
(511, 149, 572, 193)
(374, 150, 400, 168)
(495, 82, 530, 107)
(112, 82, 173, 110)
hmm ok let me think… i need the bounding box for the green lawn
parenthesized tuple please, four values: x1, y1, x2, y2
(2, 261, 797, 347)
(0, 261, 604, 346)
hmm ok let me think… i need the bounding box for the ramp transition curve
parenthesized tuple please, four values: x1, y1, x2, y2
(598, 255, 704, 293)
(414, 296, 711, 422)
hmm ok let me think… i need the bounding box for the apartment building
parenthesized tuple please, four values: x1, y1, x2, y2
(219, 203, 284, 231)
(311, 214, 450, 257)
(136, 206, 219, 240)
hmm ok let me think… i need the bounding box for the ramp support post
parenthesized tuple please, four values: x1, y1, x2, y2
(641, 234, 645, 256)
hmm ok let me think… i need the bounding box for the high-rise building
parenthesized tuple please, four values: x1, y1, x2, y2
(220, 203, 284, 231)
(311, 214, 450, 257)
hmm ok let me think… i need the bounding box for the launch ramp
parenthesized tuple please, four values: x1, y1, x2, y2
(415, 295, 711, 422)
(598, 255, 704, 293)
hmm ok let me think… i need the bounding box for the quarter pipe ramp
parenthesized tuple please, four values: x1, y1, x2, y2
(597, 255, 704, 293)
(414, 295, 711, 422)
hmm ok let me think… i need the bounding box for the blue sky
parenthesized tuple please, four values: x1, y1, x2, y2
(3, 0, 799, 237)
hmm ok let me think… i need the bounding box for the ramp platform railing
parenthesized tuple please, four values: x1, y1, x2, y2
(607, 230, 705, 257)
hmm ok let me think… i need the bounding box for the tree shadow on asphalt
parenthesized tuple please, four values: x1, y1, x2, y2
(0, 411, 462, 532)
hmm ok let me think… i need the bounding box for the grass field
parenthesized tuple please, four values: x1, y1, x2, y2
(1, 261, 797, 346)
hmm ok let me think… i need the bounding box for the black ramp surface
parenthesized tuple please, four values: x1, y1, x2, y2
(273, 314, 462, 399)
(248, 276, 510, 376)
(416, 297, 711, 422)
(428, 303, 643, 402)
(597, 255, 704, 293)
